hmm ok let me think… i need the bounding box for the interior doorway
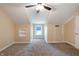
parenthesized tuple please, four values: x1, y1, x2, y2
(30, 23, 48, 43)
(33, 24, 44, 39)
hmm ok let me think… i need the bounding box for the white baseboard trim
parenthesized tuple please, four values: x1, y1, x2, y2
(64, 41, 79, 49)
(48, 41, 65, 43)
(15, 42, 30, 44)
(0, 42, 15, 52)
(65, 41, 75, 46)
(48, 41, 79, 49)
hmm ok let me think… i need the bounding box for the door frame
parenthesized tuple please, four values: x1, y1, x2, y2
(30, 23, 48, 43)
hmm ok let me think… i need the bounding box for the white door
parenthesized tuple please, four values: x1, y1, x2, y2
(75, 16, 79, 48)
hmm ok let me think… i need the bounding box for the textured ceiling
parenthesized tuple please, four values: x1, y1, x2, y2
(0, 3, 79, 24)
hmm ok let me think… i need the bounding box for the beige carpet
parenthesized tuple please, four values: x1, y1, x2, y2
(0, 39, 79, 56)
(16, 39, 54, 56)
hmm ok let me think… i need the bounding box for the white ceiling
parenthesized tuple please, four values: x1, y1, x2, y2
(0, 3, 79, 24)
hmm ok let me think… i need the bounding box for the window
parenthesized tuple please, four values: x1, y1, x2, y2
(35, 24, 42, 35)
(18, 28, 26, 37)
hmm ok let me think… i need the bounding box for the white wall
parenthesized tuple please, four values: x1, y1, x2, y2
(47, 23, 64, 43)
(75, 16, 79, 48)
(0, 9, 15, 51)
(15, 23, 30, 43)
(64, 12, 79, 49)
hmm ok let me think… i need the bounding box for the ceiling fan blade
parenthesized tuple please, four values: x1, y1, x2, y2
(25, 5, 35, 8)
(43, 5, 51, 11)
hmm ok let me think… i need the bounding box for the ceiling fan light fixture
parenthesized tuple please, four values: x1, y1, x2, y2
(36, 4, 44, 11)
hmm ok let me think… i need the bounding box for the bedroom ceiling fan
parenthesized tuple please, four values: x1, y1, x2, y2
(25, 3, 56, 13)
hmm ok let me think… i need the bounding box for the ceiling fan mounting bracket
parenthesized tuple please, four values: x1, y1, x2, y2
(36, 10, 40, 13)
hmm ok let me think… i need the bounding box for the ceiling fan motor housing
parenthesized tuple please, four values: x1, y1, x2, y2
(36, 10, 40, 13)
